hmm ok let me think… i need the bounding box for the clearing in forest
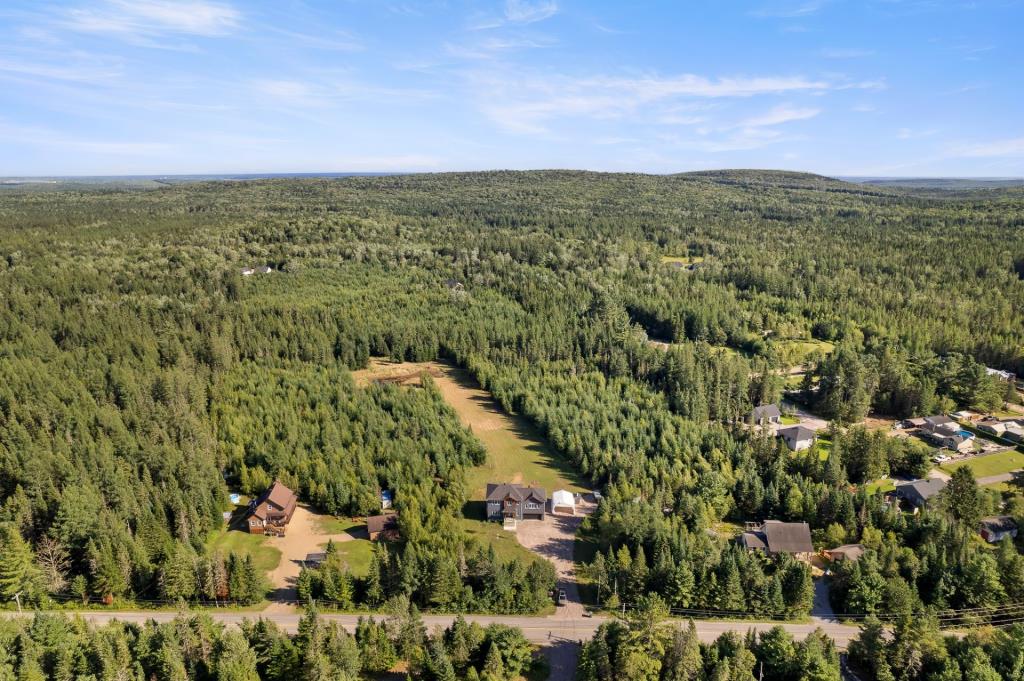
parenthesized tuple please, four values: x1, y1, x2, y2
(353, 359, 586, 500)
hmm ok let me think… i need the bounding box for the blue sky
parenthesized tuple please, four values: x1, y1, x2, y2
(1, 0, 1021, 176)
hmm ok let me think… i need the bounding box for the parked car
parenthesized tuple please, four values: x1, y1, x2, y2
(557, 589, 567, 605)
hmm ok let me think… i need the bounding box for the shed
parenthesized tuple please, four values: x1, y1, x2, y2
(550, 490, 576, 515)
(980, 516, 1018, 543)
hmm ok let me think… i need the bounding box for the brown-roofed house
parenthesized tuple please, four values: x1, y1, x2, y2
(246, 481, 297, 535)
(366, 512, 399, 541)
(741, 520, 814, 560)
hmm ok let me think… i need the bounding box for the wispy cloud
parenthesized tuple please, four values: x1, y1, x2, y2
(504, 0, 558, 24)
(471, 71, 832, 134)
(742, 104, 820, 127)
(444, 36, 554, 60)
(951, 137, 1024, 158)
(896, 127, 938, 140)
(63, 0, 240, 40)
(752, 1, 828, 19)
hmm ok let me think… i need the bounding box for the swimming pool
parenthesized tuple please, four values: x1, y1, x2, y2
(958, 430, 974, 439)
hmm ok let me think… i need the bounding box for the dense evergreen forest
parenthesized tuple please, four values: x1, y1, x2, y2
(1, 171, 1023, 632)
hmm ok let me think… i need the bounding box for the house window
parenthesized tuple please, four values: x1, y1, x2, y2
(525, 502, 539, 510)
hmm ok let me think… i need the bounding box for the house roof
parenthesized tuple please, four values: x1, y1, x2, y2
(828, 544, 866, 561)
(924, 415, 955, 427)
(894, 478, 946, 505)
(778, 425, 815, 442)
(981, 516, 1017, 534)
(249, 481, 297, 520)
(304, 552, 327, 564)
(904, 417, 927, 427)
(750, 404, 782, 420)
(366, 513, 399, 535)
(741, 532, 768, 551)
(485, 483, 547, 503)
(763, 520, 814, 554)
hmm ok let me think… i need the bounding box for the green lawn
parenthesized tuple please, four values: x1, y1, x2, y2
(940, 450, 1024, 478)
(328, 538, 374, 577)
(815, 437, 833, 461)
(864, 479, 896, 494)
(776, 338, 835, 368)
(205, 529, 281, 574)
(449, 366, 586, 499)
(314, 515, 363, 535)
(780, 415, 800, 425)
(459, 518, 548, 566)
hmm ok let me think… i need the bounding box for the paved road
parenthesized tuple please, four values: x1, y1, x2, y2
(977, 470, 1022, 486)
(2, 610, 862, 647)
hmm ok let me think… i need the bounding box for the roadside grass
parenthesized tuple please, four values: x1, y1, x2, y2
(574, 518, 601, 606)
(940, 450, 1024, 478)
(205, 529, 281, 574)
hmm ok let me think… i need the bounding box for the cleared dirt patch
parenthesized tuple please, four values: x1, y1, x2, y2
(262, 504, 366, 609)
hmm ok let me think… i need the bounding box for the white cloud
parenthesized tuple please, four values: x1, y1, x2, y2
(742, 105, 820, 127)
(470, 70, 831, 135)
(952, 138, 1024, 158)
(896, 127, 938, 140)
(64, 0, 239, 39)
(504, 0, 558, 24)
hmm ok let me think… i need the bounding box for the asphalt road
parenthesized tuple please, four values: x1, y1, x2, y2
(1, 610, 862, 647)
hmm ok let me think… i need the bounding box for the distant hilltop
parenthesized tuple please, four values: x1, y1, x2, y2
(841, 176, 1024, 190)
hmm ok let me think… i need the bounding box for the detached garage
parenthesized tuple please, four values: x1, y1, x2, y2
(550, 489, 576, 516)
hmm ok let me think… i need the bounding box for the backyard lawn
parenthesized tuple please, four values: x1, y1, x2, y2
(328, 537, 374, 577)
(459, 517, 548, 566)
(940, 450, 1024, 478)
(864, 479, 896, 495)
(205, 529, 281, 574)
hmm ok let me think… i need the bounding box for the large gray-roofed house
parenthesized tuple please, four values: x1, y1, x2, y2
(921, 415, 958, 435)
(486, 483, 546, 521)
(749, 404, 782, 425)
(893, 479, 946, 508)
(741, 520, 813, 559)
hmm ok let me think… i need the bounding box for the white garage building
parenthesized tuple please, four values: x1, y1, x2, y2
(550, 489, 576, 515)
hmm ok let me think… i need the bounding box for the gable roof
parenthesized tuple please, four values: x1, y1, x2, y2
(741, 531, 768, 551)
(894, 478, 946, 505)
(485, 483, 547, 503)
(981, 516, 1017, 534)
(763, 520, 813, 554)
(750, 404, 781, 420)
(249, 481, 297, 520)
(778, 425, 815, 442)
(366, 513, 399, 535)
(923, 415, 955, 428)
(828, 544, 866, 561)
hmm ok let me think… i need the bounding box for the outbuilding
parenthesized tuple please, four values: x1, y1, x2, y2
(550, 489, 576, 516)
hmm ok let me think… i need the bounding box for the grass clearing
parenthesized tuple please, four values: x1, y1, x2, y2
(776, 338, 835, 368)
(661, 255, 705, 265)
(941, 450, 1024, 478)
(205, 529, 281, 574)
(459, 518, 547, 566)
(314, 516, 363, 535)
(329, 538, 374, 577)
(864, 479, 896, 495)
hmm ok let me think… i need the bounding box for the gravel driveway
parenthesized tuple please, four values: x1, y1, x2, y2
(514, 514, 586, 616)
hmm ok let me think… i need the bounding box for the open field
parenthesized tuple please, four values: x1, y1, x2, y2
(940, 450, 1024, 478)
(459, 517, 548, 566)
(354, 359, 586, 500)
(205, 529, 282, 574)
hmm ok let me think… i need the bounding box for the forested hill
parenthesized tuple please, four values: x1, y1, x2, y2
(2, 170, 1024, 617)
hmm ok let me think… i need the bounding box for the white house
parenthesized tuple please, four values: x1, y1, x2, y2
(777, 425, 815, 451)
(550, 489, 576, 515)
